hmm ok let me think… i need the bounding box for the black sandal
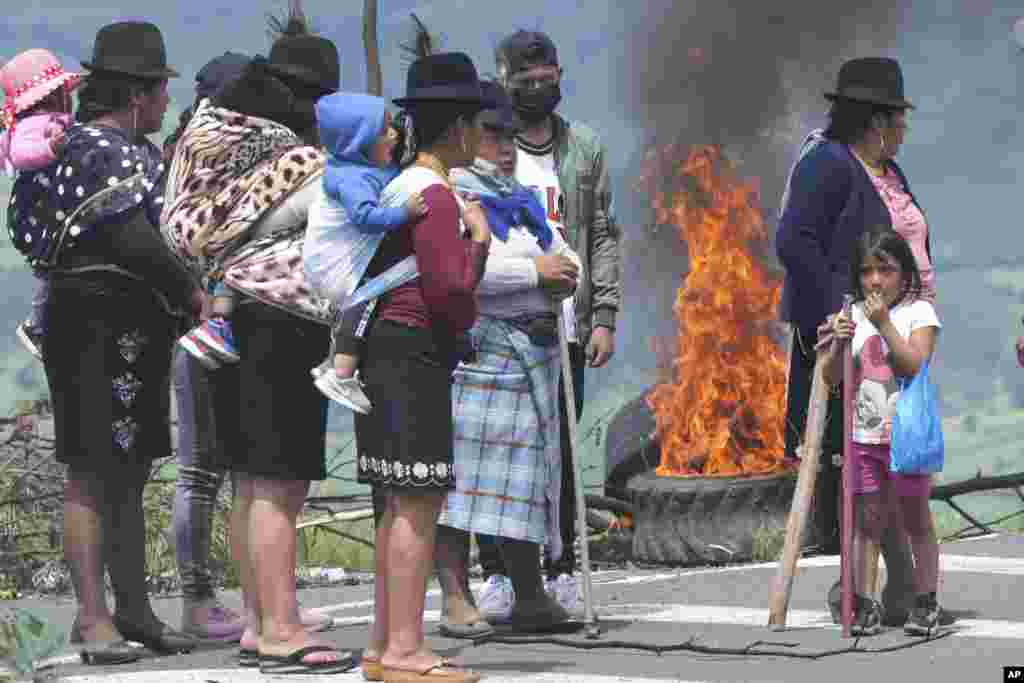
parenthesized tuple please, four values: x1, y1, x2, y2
(70, 626, 139, 666)
(112, 614, 197, 655)
(78, 641, 140, 666)
(258, 645, 355, 675)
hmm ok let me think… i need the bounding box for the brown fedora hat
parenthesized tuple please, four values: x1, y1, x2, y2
(825, 57, 913, 109)
(81, 21, 179, 79)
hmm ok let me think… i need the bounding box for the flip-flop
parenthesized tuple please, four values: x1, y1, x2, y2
(258, 645, 355, 675)
(380, 658, 480, 682)
(436, 620, 493, 639)
(361, 654, 383, 681)
(238, 647, 258, 668)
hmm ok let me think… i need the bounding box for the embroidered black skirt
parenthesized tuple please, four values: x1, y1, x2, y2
(44, 273, 176, 469)
(354, 320, 460, 490)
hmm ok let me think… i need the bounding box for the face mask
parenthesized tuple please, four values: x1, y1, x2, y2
(511, 83, 562, 123)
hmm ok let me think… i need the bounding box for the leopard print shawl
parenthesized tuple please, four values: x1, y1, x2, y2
(161, 98, 325, 277)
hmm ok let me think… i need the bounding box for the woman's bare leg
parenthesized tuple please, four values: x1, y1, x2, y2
(251, 477, 348, 666)
(379, 489, 446, 672)
(364, 489, 392, 662)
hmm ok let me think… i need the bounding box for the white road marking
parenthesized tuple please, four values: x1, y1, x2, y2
(59, 670, 711, 683)
(317, 604, 1024, 641)
(639, 604, 1024, 641)
(315, 553, 1024, 617)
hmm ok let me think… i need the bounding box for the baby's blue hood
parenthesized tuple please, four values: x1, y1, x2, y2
(315, 92, 388, 165)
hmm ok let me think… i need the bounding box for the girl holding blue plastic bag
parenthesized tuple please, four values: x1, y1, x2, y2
(821, 226, 943, 636)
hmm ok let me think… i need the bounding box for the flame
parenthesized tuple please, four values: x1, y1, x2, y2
(638, 145, 789, 477)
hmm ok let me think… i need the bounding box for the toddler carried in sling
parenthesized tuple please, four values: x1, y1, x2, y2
(161, 87, 327, 369)
(302, 93, 427, 414)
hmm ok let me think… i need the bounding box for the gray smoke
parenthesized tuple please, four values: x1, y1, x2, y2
(610, 0, 912, 372)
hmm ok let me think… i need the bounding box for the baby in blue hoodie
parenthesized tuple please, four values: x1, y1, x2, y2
(308, 92, 426, 413)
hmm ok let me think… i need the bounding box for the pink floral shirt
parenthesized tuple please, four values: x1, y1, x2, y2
(869, 168, 936, 303)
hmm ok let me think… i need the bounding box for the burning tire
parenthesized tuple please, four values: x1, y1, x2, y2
(626, 469, 796, 566)
(604, 391, 657, 500)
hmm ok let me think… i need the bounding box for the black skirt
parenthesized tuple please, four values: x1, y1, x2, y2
(44, 273, 177, 469)
(213, 302, 330, 481)
(354, 320, 460, 490)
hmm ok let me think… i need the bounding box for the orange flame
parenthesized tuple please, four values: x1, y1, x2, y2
(638, 145, 789, 477)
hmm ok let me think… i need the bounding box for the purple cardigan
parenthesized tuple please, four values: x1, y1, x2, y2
(775, 139, 928, 338)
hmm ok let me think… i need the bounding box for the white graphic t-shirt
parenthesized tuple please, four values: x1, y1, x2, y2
(850, 299, 941, 445)
(515, 139, 578, 342)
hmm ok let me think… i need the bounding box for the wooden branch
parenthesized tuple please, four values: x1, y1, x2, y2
(930, 472, 1024, 500)
(363, 0, 383, 96)
(943, 498, 994, 535)
(768, 353, 830, 630)
(295, 507, 375, 530)
(310, 524, 374, 549)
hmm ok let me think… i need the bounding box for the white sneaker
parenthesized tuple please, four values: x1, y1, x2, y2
(544, 573, 579, 612)
(477, 574, 515, 623)
(312, 366, 373, 414)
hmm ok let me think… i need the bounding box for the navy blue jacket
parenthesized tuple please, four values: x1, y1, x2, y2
(775, 139, 928, 338)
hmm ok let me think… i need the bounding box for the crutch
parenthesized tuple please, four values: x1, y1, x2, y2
(557, 311, 601, 638)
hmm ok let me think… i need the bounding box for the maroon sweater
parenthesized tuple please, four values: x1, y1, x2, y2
(370, 184, 488, 337)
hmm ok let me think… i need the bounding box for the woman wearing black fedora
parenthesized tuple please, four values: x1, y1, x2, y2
(776, 57, 944, 634)
(352, 52, 491, 683)
(9, 21, 201, 663)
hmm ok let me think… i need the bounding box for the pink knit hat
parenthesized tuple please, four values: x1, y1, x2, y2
(0, 49, 81, 131)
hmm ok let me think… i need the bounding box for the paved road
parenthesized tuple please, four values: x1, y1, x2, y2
(10, 533, 1024, 682)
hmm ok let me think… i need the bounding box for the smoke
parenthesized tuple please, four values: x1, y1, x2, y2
(622, 1, 911, 158)
(608, 0, 913, 374)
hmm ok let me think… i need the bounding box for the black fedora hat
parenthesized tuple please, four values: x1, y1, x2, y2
(81, 21, 179, 79)
(477, 81, 523, 133)
(825, 57, 913, 109)
(393, 52, 485, 107)
(266, 34, 339, 97)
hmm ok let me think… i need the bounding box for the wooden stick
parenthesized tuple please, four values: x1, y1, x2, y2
(558, 313, 599, 637)
(295, 508, 375, 530)
(767, 350, 831, 630)
(840, 296, 855, 637)
(864, 540, 881, 598)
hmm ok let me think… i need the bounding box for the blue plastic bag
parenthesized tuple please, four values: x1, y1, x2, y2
(890, 360, 944, 474)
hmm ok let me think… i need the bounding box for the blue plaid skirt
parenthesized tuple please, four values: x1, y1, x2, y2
(437, 316, 563, 558)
